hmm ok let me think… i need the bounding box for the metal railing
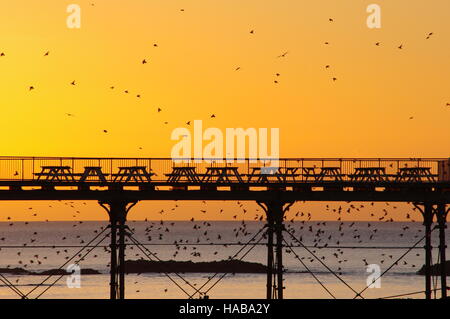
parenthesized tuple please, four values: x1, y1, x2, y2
(0, 156, 448, 183)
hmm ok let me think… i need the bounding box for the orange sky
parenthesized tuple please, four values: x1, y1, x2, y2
(0, 1, 448, 221)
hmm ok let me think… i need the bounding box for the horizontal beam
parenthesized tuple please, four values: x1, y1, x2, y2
(0, 189, 448, 202)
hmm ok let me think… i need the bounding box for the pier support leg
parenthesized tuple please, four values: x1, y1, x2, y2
(436, 204, 448, 299)
(119, 218, 126, 299)
(110, 217, 118, 299)
(423, 203, 434, 300)
(99, 199, 138, 299)
(274, 207, 284, 299)
(258, 200, 294, 300)
(266, 214, 274, 299)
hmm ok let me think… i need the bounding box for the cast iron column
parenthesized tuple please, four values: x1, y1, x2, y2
(100, 199, 137, 300)
(423, 203, 433, 300)
(436, 204, 448, 299)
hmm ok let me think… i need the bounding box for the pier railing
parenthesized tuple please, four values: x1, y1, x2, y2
(0, 157, 448, 183)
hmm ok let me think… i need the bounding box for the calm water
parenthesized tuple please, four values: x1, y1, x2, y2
(0, 221, 447, 299)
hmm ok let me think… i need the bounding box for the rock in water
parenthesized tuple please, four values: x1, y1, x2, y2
(124, 259, 268, 274)
(417, 260, 450, 276)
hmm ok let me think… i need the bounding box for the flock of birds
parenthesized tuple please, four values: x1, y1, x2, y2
(0, 200, 428, 296)
(0, 12, 447, 138)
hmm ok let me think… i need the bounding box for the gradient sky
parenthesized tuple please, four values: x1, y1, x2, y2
(0, 0, 449, 221)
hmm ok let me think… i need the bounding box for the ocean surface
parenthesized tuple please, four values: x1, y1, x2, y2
(0, 221, 447, 299)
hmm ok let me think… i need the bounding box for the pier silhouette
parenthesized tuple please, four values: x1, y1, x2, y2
(0, 156, 448, 299)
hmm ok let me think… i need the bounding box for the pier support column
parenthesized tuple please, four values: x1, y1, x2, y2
(258, 200, 294, 299)
(99, 199, 138, 299)
(266, 213, 274, 299)
(274, 204, 284, 299)
(419, 203, 434, 300)
(436, 204, 448, 299)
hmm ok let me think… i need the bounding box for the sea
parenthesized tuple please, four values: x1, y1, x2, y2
(0, 221, 448, 299)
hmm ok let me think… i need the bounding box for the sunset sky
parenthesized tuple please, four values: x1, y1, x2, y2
(0, 0, 449, 221)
